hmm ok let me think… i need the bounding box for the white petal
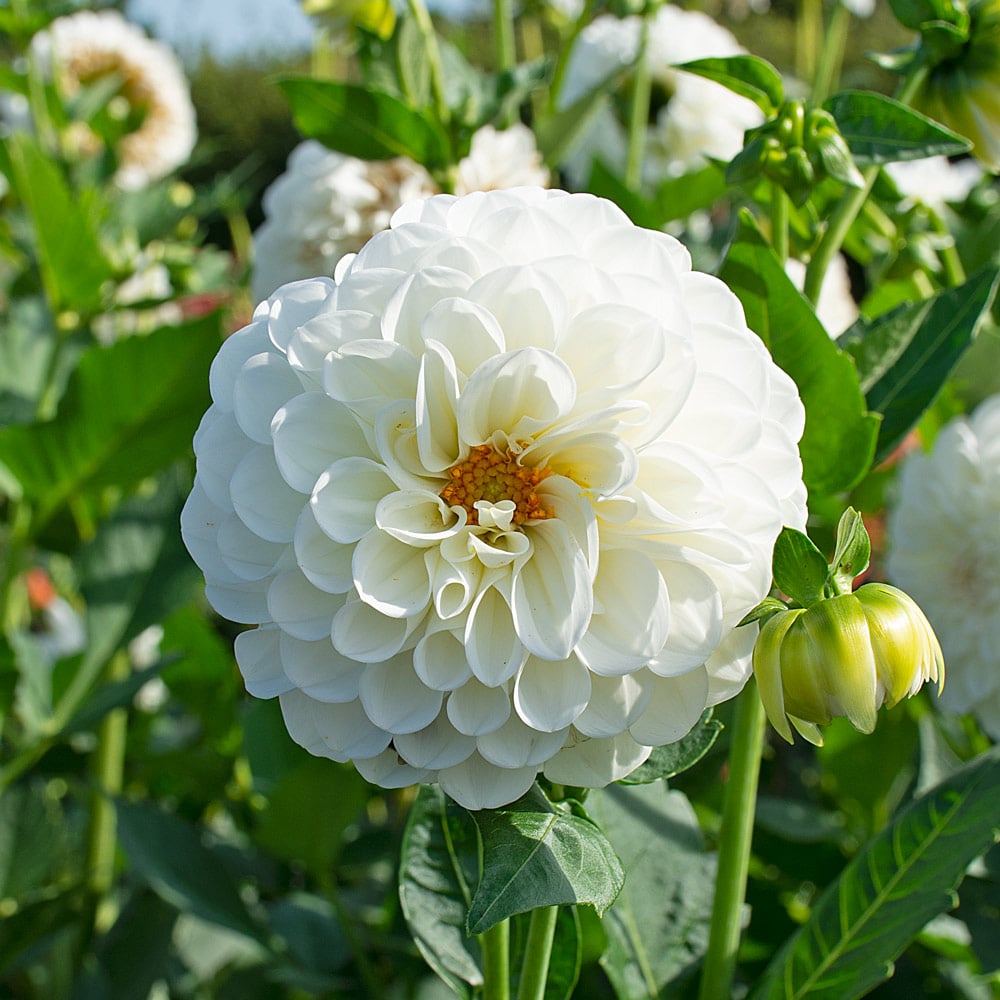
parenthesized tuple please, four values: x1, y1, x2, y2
(193, 408, 253, 511)
(272, 392, 372, 494)
(373, 399, 439, 492)
(438, 753, 538, 810)
(577, 549, 670, 675)
(230, 446, 306, 544)
(354, 748, 433, 789)
(531, 432, 637, 498)
(293, 505, 355, 594)
(511, 518, 592, 660)
(311, 458, 395, 544)
(359, 655, 444, 735)
(278, 689, 329, 757)
(380, 265, 474, 352)
(181, 483, 242, 584)
(468, 529, 532, 570)
(233, 352, 305, 445)
(309, 697, 394, 760)
(413, 627, 472, 691)
(332, 595, 423, 663)
(543, 732, 652, 787)
(394, 713, 477, 769)
(458, 348, 576, 446)
(705, 624, 756, 706)
(536, 474, 599, 574)
(629, 666, 709, 745)
(573, 673, 652, 738)
(649, 562, 723, 676)
(476, 714, 568, 769)
(263, 276, 337, 351)
(467, 264, 565, 352)
(279, 632, 364, 703)
(514, 654, 591, 732)
(465, 585, 527, 686)
(217, 513, 287, 582)
(419, 297, 505, 375)
(234, 626, 292, 698)
(286, 309, 380, 375)
(323, 339, 420, 419)
(205, 581, 270, 624)
(376, 489, 465, 548)
(267, 569, 343, 641)
(446, 678, 511, 736)
(416, 340, 461, 473)
(431, 552, 485, 619)
(209, 318, 271, 412)
(353, 530, 433, 618)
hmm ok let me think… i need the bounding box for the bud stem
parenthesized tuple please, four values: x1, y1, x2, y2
(625, 17, 652, 190)
(698, 679, 767, 1000)
(482, 918, 512, 1000)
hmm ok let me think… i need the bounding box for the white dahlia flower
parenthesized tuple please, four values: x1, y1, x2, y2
(32, 9, 196, 190)
(184, 188, 807, 809)
(887, 395, 1000, 739)
(559, 7, 763, 186)
(454, 124, 550, 194)
(885, 156, 984, 213)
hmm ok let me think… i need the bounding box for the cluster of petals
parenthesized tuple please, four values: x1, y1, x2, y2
(32, 9, 196, 190)
(251, 124, 549, 301)
(558, 7, 763, 186)
(184, 188, 807, 809)
(887, 394, 1000, 738)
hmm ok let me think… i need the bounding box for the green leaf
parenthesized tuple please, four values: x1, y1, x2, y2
(61, 659, 174, 736)
(772, 527, 830, 607)
(0, 784, 68, 900)
(751, 745, 1000, 1000)
(0, 890, 85, 978)
(719, 211, 880, 496)
(0, 297, 61, 425)
(536, 91, 613, 170)
(467, 785, 624, 935)
(0, 314, 218, 529)
(841, 266, 999, 463)
(619, 710, 723, 784)
(653, 163, 729, 222)
(588, 784, 716, 998)
(474, 59, 550, 131)
(824, 91, 971, 165)
(888, 0, 967, 31)
(674, 56, 784, 115)
(277, 76, 451, 169)
(4, 133, 113, 313)
(96, 891, 179, 1000)
(114, 798, 263, 942)
(830, 507, 871, 593)
(399, 785, 483, 997)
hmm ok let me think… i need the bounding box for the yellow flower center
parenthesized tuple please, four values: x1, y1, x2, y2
(440, 445, 554, 528)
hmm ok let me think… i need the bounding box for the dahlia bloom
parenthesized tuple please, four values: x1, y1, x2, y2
(184, 188, 807, 809)
(887, 395, 1000, 738)
(558, 7, 763, 186)
(252, 126, 549, 301)
(32, 10, 196, 190)
(885, 156, 984, 212)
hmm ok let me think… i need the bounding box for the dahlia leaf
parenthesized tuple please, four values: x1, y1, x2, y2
(4, 133, 114, 314)
(618, 710, 723, 784)
(588, 784, 715, 999)
(840, 264, 1000, 463)
(674, 55, 785, 115)
(466, 785, 624, 935)
(750, 744, 1000, 1000)
(824, 91, 972, 164)
(277, 77, 451, 170)
(720, 211, 880, 496)
(0, 314, 218, 531)
(399, 785, 483, 996)
(772, 527, 831, 608)
(114, 798, 264, 943)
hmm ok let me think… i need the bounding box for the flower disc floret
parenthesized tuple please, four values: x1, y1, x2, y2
(183, 188, 807, 809)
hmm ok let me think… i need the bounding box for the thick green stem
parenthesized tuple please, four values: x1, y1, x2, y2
(771, 185, 790, 265)
(492, 0, 517, 127)
(482, 919, 511, 1000)
(698, 681, 767, 1000)
(930, 211, 967, 287)
(407, 0, 450, 128)
(796, 0, 823, 86)
(517, 906, 559, 1000)
(624, 18, 652, 191)
(811, 2, 850, 104)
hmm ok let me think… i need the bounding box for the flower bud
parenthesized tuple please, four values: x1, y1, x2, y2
(753, 583, 944, 744)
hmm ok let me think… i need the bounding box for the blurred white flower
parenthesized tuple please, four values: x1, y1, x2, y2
(885, 156, 983, 213)
(32, 9, 196, 190)
(454, 124, 550, 194)
(183, 188, 806, 809)
(887, 395, 1000, 738)
(785, 254, 858, 338)
(26, 568, 86, 665)
(559, 7, 763, 186)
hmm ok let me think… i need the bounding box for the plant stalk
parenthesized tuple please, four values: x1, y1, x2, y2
(482, 918, 511, 1000)
(517, 906, 559, 1000)
(406, 0, 450, 128)
(811, 2, 850, 104)
(624, 17, 652, 191)
(771, 185, 790, 265)
(698, 680, 767, 1000)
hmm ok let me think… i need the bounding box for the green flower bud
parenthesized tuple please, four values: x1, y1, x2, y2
(753, 583, 944, 745)
(301, 0, 396, 39)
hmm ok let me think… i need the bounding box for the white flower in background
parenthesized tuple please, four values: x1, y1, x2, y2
(785, 255, 859, 338)
(559, 7, 763, 186)
(31, 9, 196, 190)
(887, 395, 1000, 738)
(454, 124, 550, 194)
(253, 126, 549, 302)
(26, 568, 86, 666)
(184, 188, 807, 809)
(885, 156, 983, 213)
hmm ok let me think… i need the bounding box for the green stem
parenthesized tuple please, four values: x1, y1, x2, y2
(517, 906, 559, 1000)
(811, 2, 850, 104)
(930, 211, 967, 287)
(771, 185, 790, 265)
(547, 0, 598, 113)
(698, 680, 767, 1000)
(796, 0, 822, 86)
(86, 650, 130, 934)
(804, 61, 930, 304)
(407, 0, 450, 129)
(492, 0, 517, 126)
(624, 18, 652, 191)
(482, 918, 511, 1000)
